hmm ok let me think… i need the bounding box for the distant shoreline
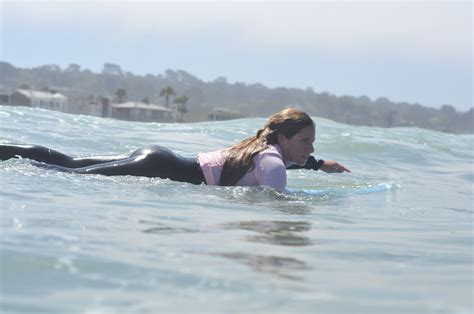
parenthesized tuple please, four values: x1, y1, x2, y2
(0, 62, 472, 134)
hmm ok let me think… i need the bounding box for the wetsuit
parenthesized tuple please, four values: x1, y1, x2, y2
(0, 144, 205, 185)
(0, 144, 324, 187)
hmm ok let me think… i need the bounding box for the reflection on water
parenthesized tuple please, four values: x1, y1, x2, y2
(139, 219, 199, 234)
(269, 202, 314, 215)
(139, 218, 314, 280)
(216, 220, 314, 280)
(212, 252, 311, 281)
(246, 234, 312, 246)
(223, 220, 313, 246)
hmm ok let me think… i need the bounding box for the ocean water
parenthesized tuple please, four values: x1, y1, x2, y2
(0, 106, 472, 314)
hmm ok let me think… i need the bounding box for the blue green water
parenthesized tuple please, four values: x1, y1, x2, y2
(1, 106, 472, 313)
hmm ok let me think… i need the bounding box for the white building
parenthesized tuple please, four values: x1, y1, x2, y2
(9, 89, 68, 112)
(80, 101, 104, 117)
(111, 102, 173, 123)
(208, 107, 245, 121)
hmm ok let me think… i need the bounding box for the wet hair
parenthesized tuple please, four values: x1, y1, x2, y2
(219, 108, 314, 186)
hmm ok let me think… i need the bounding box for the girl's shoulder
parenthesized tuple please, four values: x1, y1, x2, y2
(257, 144, 283, 160)
(254, 145, 284, 166)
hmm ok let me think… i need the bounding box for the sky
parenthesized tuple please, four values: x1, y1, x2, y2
(1, 0, 472, 110)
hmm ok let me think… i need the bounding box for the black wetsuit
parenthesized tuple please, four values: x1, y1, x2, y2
(0, 144, 205, 185)
(0, 144, 323, 185)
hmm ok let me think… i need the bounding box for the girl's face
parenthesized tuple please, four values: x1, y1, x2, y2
(277, 125, 315, 165)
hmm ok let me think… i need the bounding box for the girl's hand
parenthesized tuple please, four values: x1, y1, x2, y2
(319, 160, 351, 173)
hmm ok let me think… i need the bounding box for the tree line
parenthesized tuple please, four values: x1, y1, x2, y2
(0, 61, 471, 133)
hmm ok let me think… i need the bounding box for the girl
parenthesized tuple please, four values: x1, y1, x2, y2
(0, 108, 350, 192)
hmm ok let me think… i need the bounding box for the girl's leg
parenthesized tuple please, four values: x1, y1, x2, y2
(0, 144, 74, 166)
(0, 144, 130, 168)
(70, 155, 131, 168)
(55, 145, 205, 185)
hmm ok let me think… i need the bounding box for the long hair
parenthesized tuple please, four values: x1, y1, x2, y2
(219, 108, 314, 186)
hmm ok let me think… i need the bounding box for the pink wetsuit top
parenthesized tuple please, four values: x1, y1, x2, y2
(197, 144, 289, 192)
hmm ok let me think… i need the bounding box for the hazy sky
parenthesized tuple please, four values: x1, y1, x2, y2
(1, 0, 472, 110)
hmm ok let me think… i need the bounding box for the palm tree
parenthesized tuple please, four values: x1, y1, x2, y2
(159, 86, 176, 108)
(174, 95, 189, 122)
(115, 88, 127, 103)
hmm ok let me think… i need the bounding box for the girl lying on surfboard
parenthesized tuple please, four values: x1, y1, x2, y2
(0, 108, 350, 192)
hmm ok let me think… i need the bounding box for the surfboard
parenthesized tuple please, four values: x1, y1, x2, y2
(287, 182, 394, 196)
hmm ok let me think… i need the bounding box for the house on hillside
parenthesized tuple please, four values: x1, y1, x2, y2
(111, 102, 173, 123)
(208, 108, 245, 121)
(79, 101, 104, 117)
(9, 89, 68, 112)
(0, 93, 9, 105)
